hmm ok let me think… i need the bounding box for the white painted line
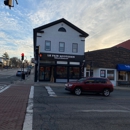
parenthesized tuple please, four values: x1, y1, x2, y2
(45, 86, 57, 97)
(22, 86, 34, 130)
(77, 109, 130, 113)
(0, 85, 11, 93)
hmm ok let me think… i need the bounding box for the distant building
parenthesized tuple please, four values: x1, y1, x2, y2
(85, 46, 130, 86)
(0, 57, 5, 67)
(0, 57, 10, 67)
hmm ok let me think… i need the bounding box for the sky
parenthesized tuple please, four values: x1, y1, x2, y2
(0, 0, 130, 60)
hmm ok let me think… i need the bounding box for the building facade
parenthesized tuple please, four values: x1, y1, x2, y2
(33, 18, 89, 82)
(85, 47, 130, 86)
(0, 57, 9, 68)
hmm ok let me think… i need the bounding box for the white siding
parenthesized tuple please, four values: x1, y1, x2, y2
(93, 68, 117, 87)
(36, 22, 85, 55)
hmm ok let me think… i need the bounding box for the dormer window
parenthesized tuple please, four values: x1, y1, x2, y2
(58, 27, 66, 32)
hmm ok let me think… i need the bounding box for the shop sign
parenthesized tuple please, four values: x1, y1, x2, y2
(125, 65, 130, 68)
(47, 54, 75, 59)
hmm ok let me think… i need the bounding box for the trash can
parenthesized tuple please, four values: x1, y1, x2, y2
(22, 73, 25, 80)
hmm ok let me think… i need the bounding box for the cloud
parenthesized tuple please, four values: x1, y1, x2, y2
(0, 2, 33, 58)
(0, 0, 130, 59)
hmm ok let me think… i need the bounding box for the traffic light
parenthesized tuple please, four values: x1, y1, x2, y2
(4, 0, 12, 7)
(21, 53, 24, 61)
(39, 53, 42, 57)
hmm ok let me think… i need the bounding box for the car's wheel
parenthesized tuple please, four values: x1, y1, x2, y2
(74, 87, 82, 96)
(103, 89, 110, 97)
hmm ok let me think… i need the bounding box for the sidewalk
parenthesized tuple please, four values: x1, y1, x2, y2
(0, 84, 31, 130)
(0, 73, 34, 130)
(0, 72, 130, 130)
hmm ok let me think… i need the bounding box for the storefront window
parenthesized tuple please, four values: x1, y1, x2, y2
(107, 70, 114, 80)
(56, 66, 67, 78)
(69, 67, 80, 79)
(100, 70, 106, 77)
(118, 71, 126, 80)
(45, 67, 50, 80)
(39, 67, 44, 80)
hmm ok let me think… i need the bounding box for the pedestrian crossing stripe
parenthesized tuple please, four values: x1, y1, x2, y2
(45, 86, 57, 97)
(0, 85, 10, 93)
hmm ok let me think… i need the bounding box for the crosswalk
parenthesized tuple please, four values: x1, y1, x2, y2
(0, 81, 11, 93)
(45, 86, 57, 97)
(0, 84, 10, 93)
(0, 85, 57, 96)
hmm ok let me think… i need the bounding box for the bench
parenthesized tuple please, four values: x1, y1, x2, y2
(117, 81, 130, 87)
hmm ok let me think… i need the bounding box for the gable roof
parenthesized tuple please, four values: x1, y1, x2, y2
(85, 47, 130, 68)
(34, 18, 89, 37)
(114, 39, 130, 50)
(33, 18, 89, 53)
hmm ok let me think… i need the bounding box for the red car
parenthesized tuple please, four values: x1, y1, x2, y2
(65, 77, 114, 96)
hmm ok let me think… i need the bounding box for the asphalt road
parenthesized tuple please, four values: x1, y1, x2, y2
(33, 86, 130, 130)
(0, 68, 23, 88)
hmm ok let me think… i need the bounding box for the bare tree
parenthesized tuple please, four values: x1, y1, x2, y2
(2, 52, 9, 59)
(10, 57, 21, 68)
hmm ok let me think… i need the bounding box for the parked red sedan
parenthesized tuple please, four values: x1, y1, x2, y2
(65, 77, 114, 96)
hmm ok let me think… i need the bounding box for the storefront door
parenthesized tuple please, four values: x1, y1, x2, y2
(39, 66, 51, 81)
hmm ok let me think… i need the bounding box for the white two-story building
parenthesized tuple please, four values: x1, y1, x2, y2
(33, 18, 89, 82)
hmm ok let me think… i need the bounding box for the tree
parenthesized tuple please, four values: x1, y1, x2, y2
(2, 52, 9, 59)
(2, 52, 9, 66)
(10, 57, 21, 68)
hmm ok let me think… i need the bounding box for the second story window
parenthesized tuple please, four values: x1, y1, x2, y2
(59, 42, 65, 52)
(45, 41, 51, 51)
(72, 43, 78, 53)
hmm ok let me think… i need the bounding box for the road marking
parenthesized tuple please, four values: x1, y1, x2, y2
(22, 86, 34, 130)
(77, 109, 130, 113)
(45, 86, 57, 97)
(0, 85, 10, 93)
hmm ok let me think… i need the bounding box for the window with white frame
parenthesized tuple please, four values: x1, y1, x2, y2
(72, 43, 78, 53)
(107, 70, 114, 80)
(59, 42, 65, 52)
(45, 41, 51, 51)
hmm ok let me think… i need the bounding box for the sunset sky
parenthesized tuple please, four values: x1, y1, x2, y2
(0, 0, 130, 60)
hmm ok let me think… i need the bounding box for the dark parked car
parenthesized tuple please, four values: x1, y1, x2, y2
(65, 77, 114, 96)
(16, 70, 26, 76)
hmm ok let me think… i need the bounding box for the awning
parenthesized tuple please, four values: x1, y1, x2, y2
(117, 64, 130, 71)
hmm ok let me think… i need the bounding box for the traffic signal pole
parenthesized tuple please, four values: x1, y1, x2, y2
(21, 53, 25, 80)
(34, 46, 39, 82)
